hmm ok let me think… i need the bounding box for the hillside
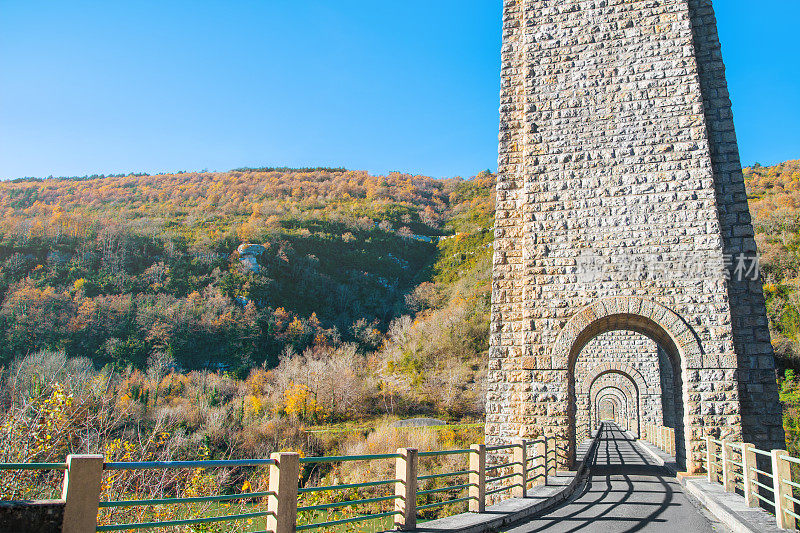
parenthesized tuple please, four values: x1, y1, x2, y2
(744, 160, 800, 366)
(0, 169, 467, 370)
(0, 169, 495, 507)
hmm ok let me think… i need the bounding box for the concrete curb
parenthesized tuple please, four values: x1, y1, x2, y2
(635, 439, 678, 476)
(388, 432, 601, 533)
(405, 473, 579, 533)
(680, 477, 787, 533)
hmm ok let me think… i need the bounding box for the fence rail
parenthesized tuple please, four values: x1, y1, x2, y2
(639, 421, 800, 531)
(700, 433, 797, 530)
(0, 432, 580, 533)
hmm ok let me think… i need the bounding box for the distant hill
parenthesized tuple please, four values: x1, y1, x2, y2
(0, 169, 494, 371)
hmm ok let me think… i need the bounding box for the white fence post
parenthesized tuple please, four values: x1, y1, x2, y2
(546, 437, 557, 477)
(706, 437, 719, 484)
(394, 448, 418, 530)
(512, 439, 527, 498)
(741, 443, 758, 508)
(61, 454, 104, 533)
(721, 440, 733, 492)
(266, 452, 299, 533)
(534, 439, 547, 487)
(469, 444, 486, 513)
(771, 449, 796, 530)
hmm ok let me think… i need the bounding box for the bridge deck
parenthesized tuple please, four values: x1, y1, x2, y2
(508, 423, 726, 532)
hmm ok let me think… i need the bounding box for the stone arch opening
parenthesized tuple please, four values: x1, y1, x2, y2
(555, 298, 698, 470)
(579, 364, 645, 438)
(594, 386, 630, 430)
(597, 394, 622, 425)
(590, 375, 638, 434)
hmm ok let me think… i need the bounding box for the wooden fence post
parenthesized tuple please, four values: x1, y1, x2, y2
(61, 454, 104, 533)
(512, 439, 526, 498)
(266, 452, 299, 533)
(394, 448, 418, 530)
(771, 449, 796, 530)
(741, 443, 758, 508)
(706, 437, 719, 483)
(469, 444, 486, 513)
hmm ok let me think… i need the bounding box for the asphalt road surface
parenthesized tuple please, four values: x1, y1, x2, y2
(504, 423, 727, 533)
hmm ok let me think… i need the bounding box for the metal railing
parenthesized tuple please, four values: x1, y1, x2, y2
(704, 435, 799, 530)
(0, 434, 578, 533)
(97, 458, 278, 532)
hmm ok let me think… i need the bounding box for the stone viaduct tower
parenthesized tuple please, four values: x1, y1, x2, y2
(487, 0, 784, 472)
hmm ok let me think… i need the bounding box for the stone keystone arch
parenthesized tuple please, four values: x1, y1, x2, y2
(578, 362, 652, 397)
(553, 297, 703, 370)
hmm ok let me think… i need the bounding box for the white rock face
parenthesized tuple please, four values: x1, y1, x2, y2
(237, 243, 266, 273)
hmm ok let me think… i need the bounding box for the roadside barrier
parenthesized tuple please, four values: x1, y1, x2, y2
(0, 435, 567, 533)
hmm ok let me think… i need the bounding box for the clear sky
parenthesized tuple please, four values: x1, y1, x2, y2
(1, 1, 798, 180)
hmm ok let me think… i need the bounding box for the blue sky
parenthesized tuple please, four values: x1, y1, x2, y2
(1, 1, 797, 179)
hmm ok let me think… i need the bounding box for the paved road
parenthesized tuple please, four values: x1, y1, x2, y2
(506, 423, 726, 533)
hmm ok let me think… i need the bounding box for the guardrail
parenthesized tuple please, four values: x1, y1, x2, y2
(0, 436, 565, 533)
(704, 436, 799, 530)
(641, 422, 676, 456)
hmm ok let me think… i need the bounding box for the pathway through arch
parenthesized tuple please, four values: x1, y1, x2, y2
(506, 423, 727, 532)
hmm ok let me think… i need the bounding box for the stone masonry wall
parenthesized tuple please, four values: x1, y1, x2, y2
(0, 500, 64, 533)
(488, 0, 782, 472)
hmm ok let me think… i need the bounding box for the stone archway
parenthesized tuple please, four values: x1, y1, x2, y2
(594, 386, 629, 429)
(590, 376, 638, 435)
(597, 394, 623, 425)
(577, 363, 647, 439)
(555, 297, 709, 471)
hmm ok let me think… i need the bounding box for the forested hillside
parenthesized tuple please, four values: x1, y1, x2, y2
(743, 160, 800, 452)
(0, 168, 495, 513)
(0, 169, 464, 370)
(745, 160, 800, 367)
